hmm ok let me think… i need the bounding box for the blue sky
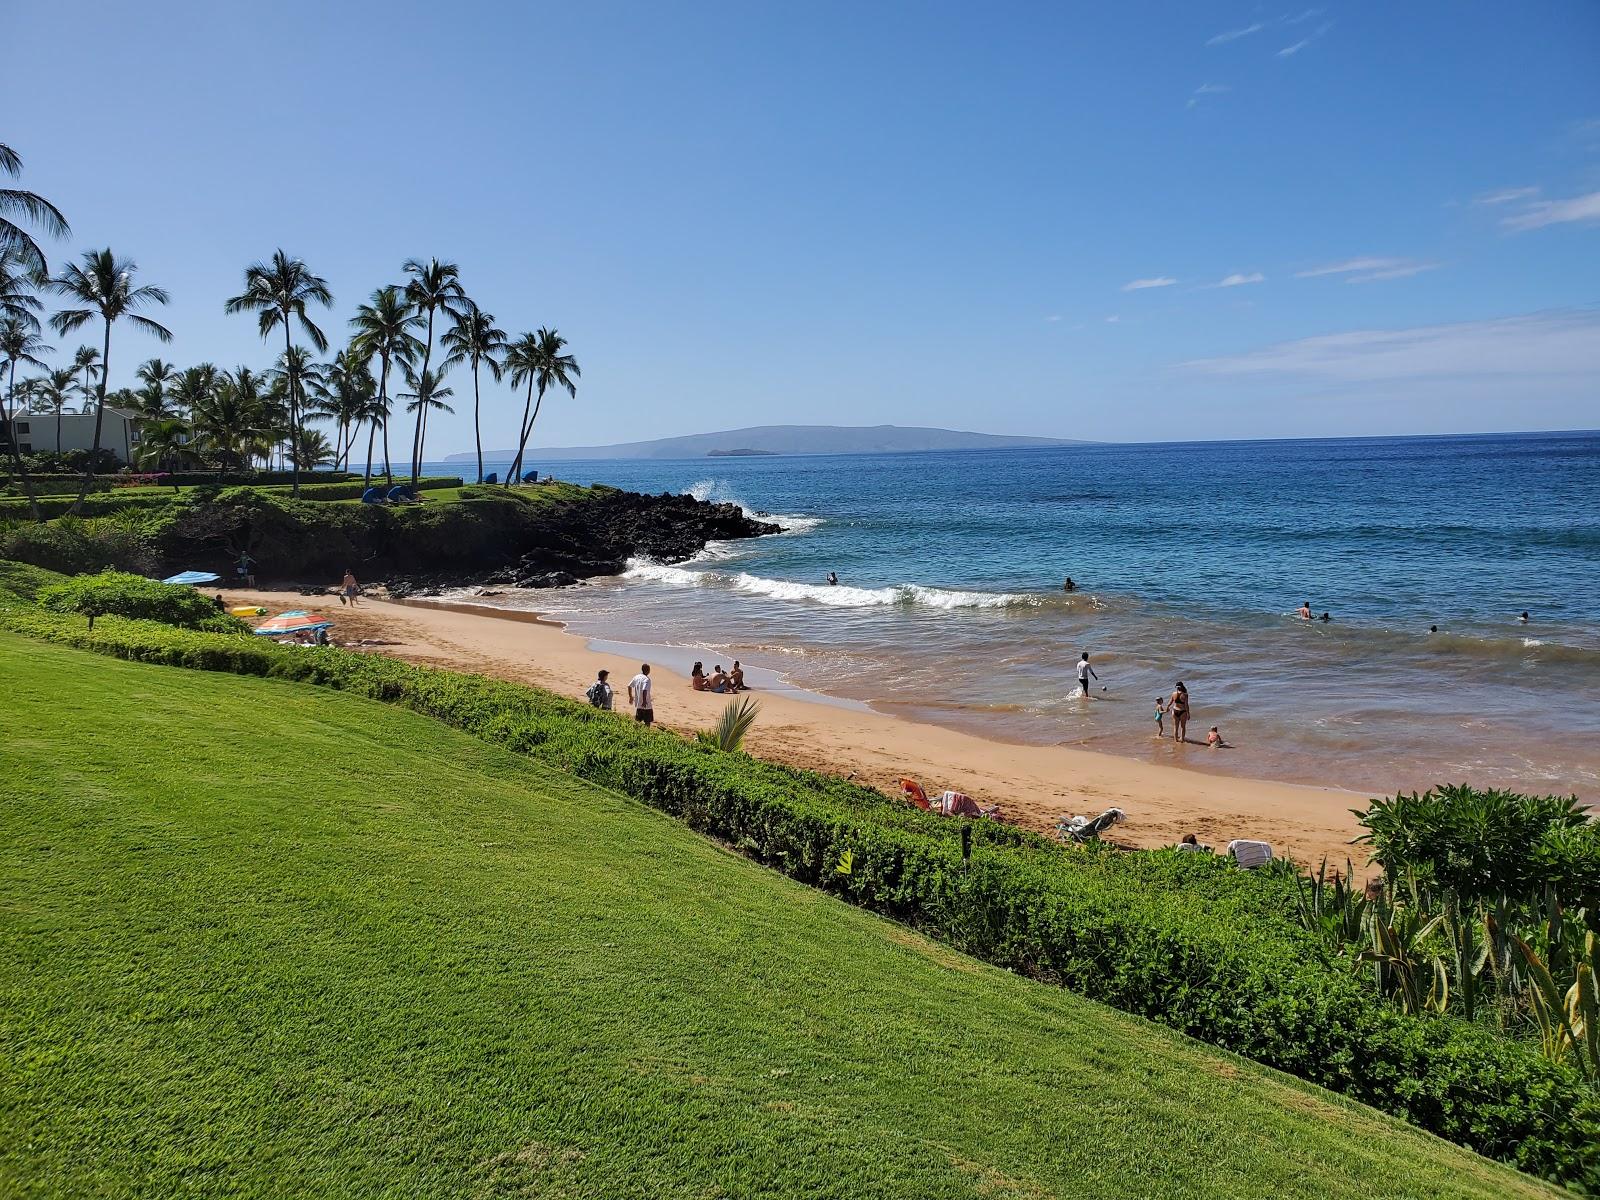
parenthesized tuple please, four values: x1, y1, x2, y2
(7, 1, 1599, 450)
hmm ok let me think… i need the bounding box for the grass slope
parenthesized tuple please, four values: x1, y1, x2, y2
(0, 635, 1557, 1199)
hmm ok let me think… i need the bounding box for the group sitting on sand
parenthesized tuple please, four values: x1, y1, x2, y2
(691, 661, 748, 693)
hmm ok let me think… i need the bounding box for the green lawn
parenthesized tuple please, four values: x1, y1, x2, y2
(0, 634, 1558, 1199)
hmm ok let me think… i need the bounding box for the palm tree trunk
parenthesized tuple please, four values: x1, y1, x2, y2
(472, 358, 483, 484)
(3, 359, 42, 521)
(410, 308, 434, 486)
(507, 377, 534, 486)
(376, 350, 393, 486)
(69, 319, 114, 515)
(364, 418, 377, 489)
(284, 320, 300, 497)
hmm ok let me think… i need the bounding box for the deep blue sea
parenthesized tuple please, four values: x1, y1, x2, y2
(424, 431, 1600, 798)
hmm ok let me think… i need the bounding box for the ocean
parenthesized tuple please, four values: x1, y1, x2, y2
(424, 431, 1600, 800)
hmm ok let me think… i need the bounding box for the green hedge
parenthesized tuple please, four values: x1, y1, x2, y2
(2, 605, 1597, 1190)
(269, 476, 464, 501)
(35, 572, 247, 633)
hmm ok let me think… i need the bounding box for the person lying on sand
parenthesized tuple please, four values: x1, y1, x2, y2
(691, 662, 707, 690)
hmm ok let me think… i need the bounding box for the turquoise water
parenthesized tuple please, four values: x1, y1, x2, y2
(427, 431, 1600, 798)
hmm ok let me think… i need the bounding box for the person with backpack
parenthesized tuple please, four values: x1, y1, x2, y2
(586, 669, 614, 711)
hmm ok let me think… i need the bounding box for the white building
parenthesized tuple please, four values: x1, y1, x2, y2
(5, 406, 143, 464)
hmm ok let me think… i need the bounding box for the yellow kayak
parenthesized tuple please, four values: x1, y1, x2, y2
(230, 606, 267, 617)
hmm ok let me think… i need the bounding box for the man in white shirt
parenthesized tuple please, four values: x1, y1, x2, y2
(628, 663, 654, 726)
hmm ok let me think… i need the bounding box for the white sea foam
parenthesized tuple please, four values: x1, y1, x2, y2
(680, 478, 823, 536)
(1522, 638, 1546, 648)
(622, 558, 1039, 611)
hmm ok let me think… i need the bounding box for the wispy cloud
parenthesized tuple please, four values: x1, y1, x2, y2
(1206, 22, 1265, 46)
(1105, 315, 1121, 324)
(1044, 314, 1062, 323)
(1277, 20, 1333, 56)
(1474, 186, 1540, 206)
(1295, 257, 1440, 284)
(1121, 277, 1177, 292)
(1285, 8, 1324, 24)
(1215, 272, 1266, 287)
(1501, 190, 1600, 232)
(1181, 310, 1600, 383)
(1187, 82, 1231, 109)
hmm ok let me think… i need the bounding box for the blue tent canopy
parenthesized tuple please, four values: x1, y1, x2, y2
(162, 570, 222, 586)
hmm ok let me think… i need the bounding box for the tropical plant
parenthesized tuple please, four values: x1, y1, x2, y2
(400, 258, 465, 484)
(503, 327, 579, 486)
(1515, 931, 1600, 1081)
(48, 249, 172, 509)
(133, 417, 195, 474)
(21, 367, 75, 470)
(397, 366, 453, 471)
(168, 364, 218, 426)
(223, 250, 332, 496)
(0, 315, 50, 515)
(0, 249, 44, 331)
(350, 286, 423, 487)
(288, 427, 335, 470)
(440, 302, 505, 484)
(309, 346, 376, 470)
(191, 366, 271, 480)
(0, 143, 69, 275)
(70, 345, 101, 413)
(695, 697, 762, 753)
(132, 358, 177, 419)
(1292, 858, 1368, 957)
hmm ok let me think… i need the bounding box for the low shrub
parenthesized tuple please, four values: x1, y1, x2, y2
(2, 606, 1596, 1190)
(34, 572, 246, 633)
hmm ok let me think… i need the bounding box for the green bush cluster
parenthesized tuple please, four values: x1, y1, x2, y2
(0, 512, 166, 575)
(2, 605, 1596, 1189)
(271, 476, 464, 501)
(34, 572, 246, 633)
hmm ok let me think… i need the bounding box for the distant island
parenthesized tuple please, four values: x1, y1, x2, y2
(450, 424, 1084, 462)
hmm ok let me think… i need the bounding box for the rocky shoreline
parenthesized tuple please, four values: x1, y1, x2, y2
(381, 489, 780, 598)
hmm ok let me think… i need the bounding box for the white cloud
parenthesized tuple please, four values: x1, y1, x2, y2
(1044, 314, 1062, 322)
(1295, 257, 1440, 284)
(1121, 277, 1177, 292)
(1181, 310, 1600, 382)
(1216, 272, 1265, 287)
(1194, 83, 1230, 95)
(1501, 190, 1600, 231)
(1105, 315, 1121, 323)
(1474, 186, 1540, 206)
(1206, 22, 1264, 45)
(1277, 37, 1312, 57)
(1286, 8, 1324, 24)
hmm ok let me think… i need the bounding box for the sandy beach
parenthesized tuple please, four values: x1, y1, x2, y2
(225, 587, 1371, 865)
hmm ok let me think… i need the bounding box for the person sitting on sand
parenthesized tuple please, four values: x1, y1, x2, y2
(1177, 833, 1211, 853)
(1298, 601, 1312, 620)
(213, 593, 225, 611)
(1154, 695, 1167, 738)
(691, 661, 707, 691)
(709, 665, 729, 693)
(1207, 726, 1229, 749)
(730, 661, 746, 691)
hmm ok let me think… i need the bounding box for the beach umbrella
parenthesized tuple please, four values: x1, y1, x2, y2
(162, 570, 222, 586)
(253, 611, 334, 637)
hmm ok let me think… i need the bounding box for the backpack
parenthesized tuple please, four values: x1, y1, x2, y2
(586, 681, 608, 708)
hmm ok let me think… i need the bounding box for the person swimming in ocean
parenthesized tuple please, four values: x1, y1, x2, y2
(1063, 577, 1077, 592)
(1519, 611, 1530, 624)
(1429, 625, 1439, 634)
(826, 571, 838, 586)
(1298, 601, 1312, 620)
(1321, 611, 1331, 623)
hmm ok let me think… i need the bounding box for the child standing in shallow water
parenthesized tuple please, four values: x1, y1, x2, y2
(1154, 696, 1168, 738)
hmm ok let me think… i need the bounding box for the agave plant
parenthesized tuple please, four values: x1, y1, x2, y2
(1355, 899, 1450, 1016)
(696, 697, 761, 753)
(1293, 858, 1368, 956)
(1514, 930, 1600, 1079)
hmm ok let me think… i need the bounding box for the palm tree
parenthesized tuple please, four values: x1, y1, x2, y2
(192, 366, 270, 481)
(350, 286, 422, 487)
(398, 366, 454, 474)
(400, 258, 465, 484)
(134, 417, 194, 474)
(267, 346, 325, 476)
(25, 367, 76, 473)
(223, 250, 332, 495)
(503, 328, 580, 486)
(71, 345, 101, 412)
(312, 347, 376, 471)
(133, 357, 177, 419)
(48, 249, 172, 509)
(441, 302, 506, 484)
(0, 144, 69, 276)
(168, 363, 218, 425)
(0, 315, 50, 515)
(289, 427, 335, 471)
(0, 249, 44, 331)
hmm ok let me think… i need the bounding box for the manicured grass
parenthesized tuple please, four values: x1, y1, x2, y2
(0, 635, 1557, 1199)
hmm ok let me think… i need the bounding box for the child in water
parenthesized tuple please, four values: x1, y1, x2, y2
(1206, 726, 1230, 749)
(1154, 696, 1168, 738)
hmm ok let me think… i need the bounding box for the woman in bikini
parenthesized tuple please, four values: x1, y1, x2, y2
(1169, 681, 1191, 744)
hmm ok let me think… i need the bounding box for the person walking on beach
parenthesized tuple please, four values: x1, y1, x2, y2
(1154, 695, 1168, 738)
(628, 664, 654, 726)
(340, 569, 361, 606)
(1076, 652, 1098, 699)
(236, 549, 256, 588)
(1168, 681, 1191, 743)
(586, 669, 614, 711)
